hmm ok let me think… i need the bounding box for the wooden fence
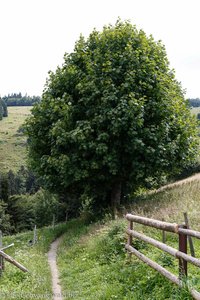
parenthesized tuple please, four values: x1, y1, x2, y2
(0, 230, 28, 274)
(125, 214, 200, 300)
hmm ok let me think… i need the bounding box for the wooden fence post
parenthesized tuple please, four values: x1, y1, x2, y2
(184, 212, 195, 257)
(179, 224, 187, 279)
(0, 250, 28, 272)
(125, 214, 200, 299)
(0, 230, 4, 274)
(127, 221, 133, 260)
(0, 231, 2, 275)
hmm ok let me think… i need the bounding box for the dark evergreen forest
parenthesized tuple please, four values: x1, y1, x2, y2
(188, 98, 200, 107)
(2, 93, 41, 106)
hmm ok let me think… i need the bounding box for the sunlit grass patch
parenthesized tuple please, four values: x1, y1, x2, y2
(0, 106, 31, 172)
(0, 222, 72, 300)
(58, 180, 200, 299)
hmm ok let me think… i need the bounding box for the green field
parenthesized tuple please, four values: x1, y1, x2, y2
(0, 222, 70, 300)
(191, 107, 200, 136)
(191, 107, 200, 116)
(0, 106, 200, 299)
(57, 181, 200, 300)
(0, 106, 31, 172)
(1, 181, 200, 300)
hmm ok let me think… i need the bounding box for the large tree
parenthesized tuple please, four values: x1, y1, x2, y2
(0, 98, 8, 119)
(2, 99, 8, 117)
(25, 20, 198, 215)
(0, 99, 3, 120)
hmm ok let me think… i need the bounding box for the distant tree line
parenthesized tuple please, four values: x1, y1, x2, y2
(188, 98, 200, 107)
(188, 98, 200, 124)
(2, 93, 41, 106)
(0, 166, 39, 202)
(0, 98, 8, 120)
(0, 166, 66, 233)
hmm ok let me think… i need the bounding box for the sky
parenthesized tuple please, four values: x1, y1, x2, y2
(1, 0, 200, 98)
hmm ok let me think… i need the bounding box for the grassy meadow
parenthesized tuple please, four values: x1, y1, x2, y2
(0, 106, 31, 172)
(57, 181, 200, 300)
(0, 222, 72, 300)
(0, 159, 199, 299)
(191, 107, 200, 116)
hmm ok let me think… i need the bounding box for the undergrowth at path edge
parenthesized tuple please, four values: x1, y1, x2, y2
(0, 221, 77, 300)
(58, 219, 196, 300)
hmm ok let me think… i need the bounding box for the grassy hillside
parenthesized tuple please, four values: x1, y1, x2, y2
(0, 106, 31, 172)
(0, 222, 72, 300)
(0, 106, 200, 299)
(191, 107, 200, 137)
(0, 180, 200, 299)
(191, 107, 200, 116)
(57, 180, 200, 300)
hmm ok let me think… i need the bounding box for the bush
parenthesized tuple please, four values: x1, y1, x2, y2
(0, 200, 13, 234)
(89, 221, 126, 264)
(7, 189, 65, 232)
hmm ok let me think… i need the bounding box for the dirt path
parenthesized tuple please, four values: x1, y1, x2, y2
(48, 236, 63, 300)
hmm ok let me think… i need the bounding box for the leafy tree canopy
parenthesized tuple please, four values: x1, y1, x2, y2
(25, 20, 199, 214)
(0, 100, 3, 121)
(0, 98, 8, 120)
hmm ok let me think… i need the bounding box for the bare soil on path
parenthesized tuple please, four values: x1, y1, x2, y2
(48, 236, 63, 300)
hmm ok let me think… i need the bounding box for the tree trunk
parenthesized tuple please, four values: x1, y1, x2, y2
(111, 181, 122, 219)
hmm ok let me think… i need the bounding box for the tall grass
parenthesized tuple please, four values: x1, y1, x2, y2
(57, 180, 200, 299)
(0, 221, 75, 300)
(0, 180, 199, 299)
(58, 218, 196, 299)
(129, 179, 200, 227)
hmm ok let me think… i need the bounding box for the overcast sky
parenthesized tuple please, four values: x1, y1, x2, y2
(1, 0, 200, 98)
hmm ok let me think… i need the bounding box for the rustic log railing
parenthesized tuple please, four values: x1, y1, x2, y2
(0, 230, 28, 274)
(125, 213, 200, 300)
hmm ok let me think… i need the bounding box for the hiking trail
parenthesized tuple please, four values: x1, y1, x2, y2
(48, 236, 63, 300)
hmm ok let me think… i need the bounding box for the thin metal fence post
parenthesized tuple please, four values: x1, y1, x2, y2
(33, 225, 37, 245)
(179, 224, 187, 279)
(184, 212, 195, 257)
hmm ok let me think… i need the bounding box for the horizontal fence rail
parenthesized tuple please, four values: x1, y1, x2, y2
(125, 213, 200, 300)
(125, 244, 180, 286)
(126, 213, 179, 233)
(126, 229, 200, 268)
(178, 228, 200, 240)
